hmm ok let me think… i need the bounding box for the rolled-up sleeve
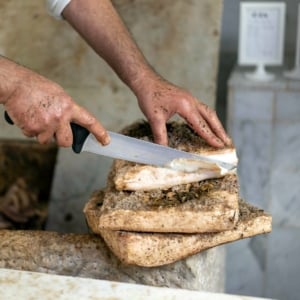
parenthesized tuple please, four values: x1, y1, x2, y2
(46, 0, 72, 20)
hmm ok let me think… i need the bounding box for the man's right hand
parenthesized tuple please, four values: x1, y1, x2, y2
(0, 56, 110, 147)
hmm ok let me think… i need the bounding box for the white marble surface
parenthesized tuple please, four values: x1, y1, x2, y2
(0, 268, 275, 300)
(226, 239, 265, 297)
(227, 67, 300, 300)
(275, 90, 300, 121)
(228, 68, 287, 90)
(231, 120, 272, 209)
(266, 228, 300, 300)
(270, 122, 300, 227)
(228, 89, 274, 122)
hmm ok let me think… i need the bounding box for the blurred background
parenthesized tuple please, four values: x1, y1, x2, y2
(218, 1, 300, 300)
(0, 1, 299, 299)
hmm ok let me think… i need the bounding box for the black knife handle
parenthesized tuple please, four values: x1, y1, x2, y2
(4, 111, 14, 125)
(4, 111, 89, 154)
(70, 123, 89, 153)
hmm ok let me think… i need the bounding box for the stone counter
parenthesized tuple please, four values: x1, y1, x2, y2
(0, 268, 274, 300)
(0, 230, 225, 292)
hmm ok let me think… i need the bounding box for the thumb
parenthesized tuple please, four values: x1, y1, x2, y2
(71, 106, 110, 146)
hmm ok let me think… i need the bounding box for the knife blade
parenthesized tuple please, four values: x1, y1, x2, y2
(70, 123, 236, 173)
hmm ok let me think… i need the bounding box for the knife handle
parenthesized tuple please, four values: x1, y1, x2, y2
(4, 111, 14, 125)
(70, 123, 89, 153)
(4, 111, 88, 154)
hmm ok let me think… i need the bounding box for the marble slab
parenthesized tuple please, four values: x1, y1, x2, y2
(265, 228, 300, 300)
(228, 89, 274, 122)
(275, 91, 300, 122)
(227, 66, 300, 300)
(228, 68, 287, 90)
(270, 123, 300, 227)
(225, 239, 265, 298)
(0, 268, 275, 300)
(228, 119, 272, 209)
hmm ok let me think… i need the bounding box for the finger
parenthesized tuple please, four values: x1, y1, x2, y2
(36, 131, 55, 145)
(176, 101, 225, 147)
(149, 118, 168, 146)
(54, 124, 73, 147)
(183, 112, 225, 148)
(71, 106, 110, 146)
(22, 130, 36, 138)
(197, 103, 232, 145)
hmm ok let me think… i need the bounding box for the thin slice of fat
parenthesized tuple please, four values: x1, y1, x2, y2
(114, 149, 238, 191)
(168, 158, 221, 173)
(204, 150, 238, 165)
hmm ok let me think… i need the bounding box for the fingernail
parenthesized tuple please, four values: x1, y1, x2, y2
(225, 137, 233, 146)
(103, 135, 110, 145)
(215, 138, 225, 147)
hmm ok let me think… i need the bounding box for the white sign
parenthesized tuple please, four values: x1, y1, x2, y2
(238, 2, 286, 81)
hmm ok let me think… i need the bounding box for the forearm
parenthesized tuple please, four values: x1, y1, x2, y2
(62, 0, 158, 96)
(0, 57, 25, 105)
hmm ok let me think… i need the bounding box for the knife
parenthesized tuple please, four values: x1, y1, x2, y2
(70, 123, 236, 173)
(4, 111, 236, 172)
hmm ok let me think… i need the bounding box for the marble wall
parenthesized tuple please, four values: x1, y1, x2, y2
(0, 1, 223, 232)
(227, 68, 300, 300)
(220, 2, 300, 298)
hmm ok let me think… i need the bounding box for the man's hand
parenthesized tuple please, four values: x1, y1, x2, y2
(0, 57, 109, 147)
(135, 76, 232, 147)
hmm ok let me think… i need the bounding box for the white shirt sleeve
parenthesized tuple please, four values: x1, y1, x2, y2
(46, 0, 72, 20)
